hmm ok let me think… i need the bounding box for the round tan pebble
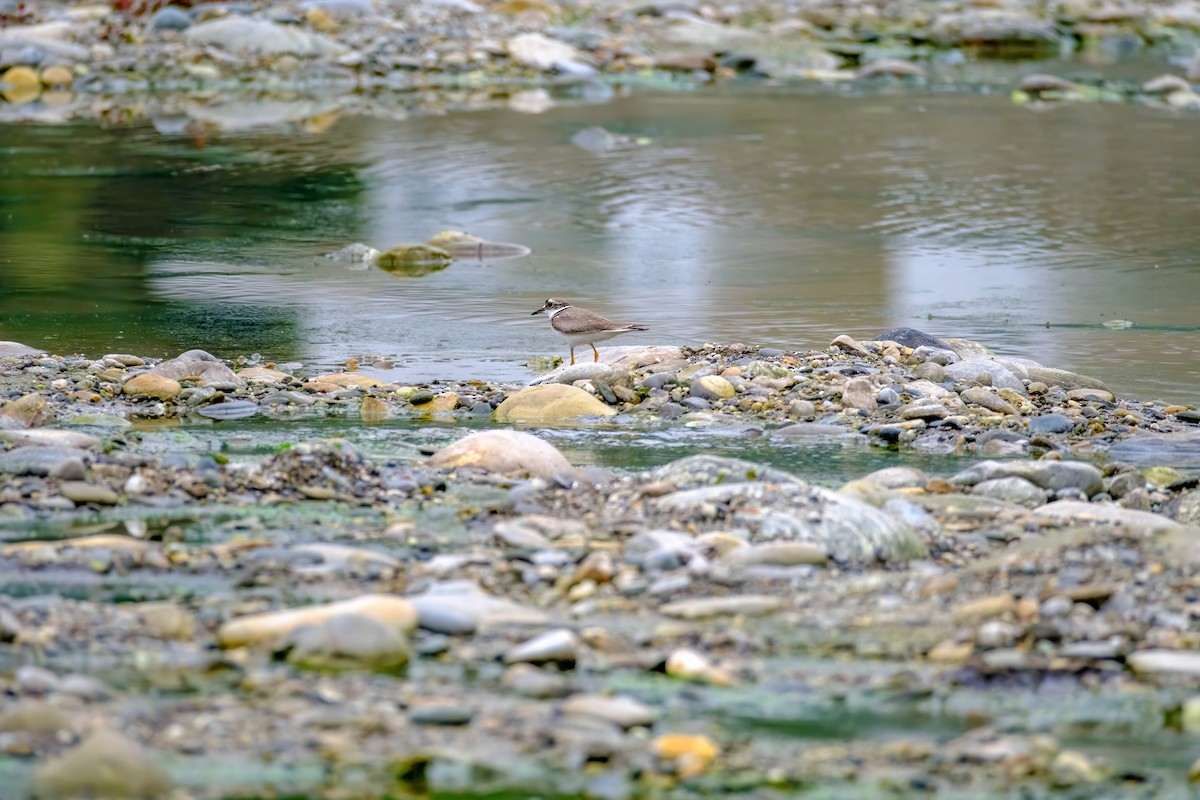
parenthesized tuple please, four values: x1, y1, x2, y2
(123, 374, 182, 401)
(2, 66, 39, 87)
(40, 65, 74, 86)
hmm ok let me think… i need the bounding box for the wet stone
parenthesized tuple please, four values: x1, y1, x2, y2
(0, 701, 69, 734)
(0, 443, 89, 474)
(409, 704, 474, 726)
(32, 729, 172, 800)
(504, 628, 580, 667)
(15, 665, 60, 694)
(876, 328, 953, 351)
(285, 612, 411, 672)
(501, 663, 572, 698)
(151, 6, 192, 29)
(659, 595, 784, 619)
(972, 476, 1047, 507)
(1028, 413, 1075, 434)
(197, 400, 259, 420)
(58, 481, 119, 506)
(561, 694, 656, 729)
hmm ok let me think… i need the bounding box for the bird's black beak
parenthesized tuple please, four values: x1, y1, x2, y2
(530, 309, 542, 315)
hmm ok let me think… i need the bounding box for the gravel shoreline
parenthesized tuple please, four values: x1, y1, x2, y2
(3, 0, 1200, 124)
(1, 333, 1200, 797)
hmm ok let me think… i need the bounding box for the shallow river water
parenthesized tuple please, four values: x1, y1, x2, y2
(2, 81, 1199, 404)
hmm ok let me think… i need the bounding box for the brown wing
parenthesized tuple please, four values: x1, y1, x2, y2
(554, 306, 626, 334)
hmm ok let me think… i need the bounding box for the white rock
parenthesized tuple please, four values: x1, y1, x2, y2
(185, 17, 347, 57)
(508, 33, 581, 71)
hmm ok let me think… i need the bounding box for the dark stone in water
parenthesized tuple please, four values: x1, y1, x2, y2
(409, 705, 474, 726)
(197, 400, 259, 420)
(1028, 413, 1075, 434)
(875, 327, 953, 351)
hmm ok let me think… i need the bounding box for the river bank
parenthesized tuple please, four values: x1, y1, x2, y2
(1, 333, 1199, 797)
(3, 0, 1200, 127)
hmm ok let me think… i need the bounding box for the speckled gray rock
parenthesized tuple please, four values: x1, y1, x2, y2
(1167, 488, 1200, 526)
(960, 387, 1019, 415)
(147, 349, 243, 388)
(185, 16, 347, 57)
(1024, 366, 1109, 392)
(653, 477, 928, 562)
(1034, 500, 1182, 534)
(972, 476, 1047, 508)
(407, 581, 548, 632)
(0, 446, 92, 477)
(950, 459, 1103, 496)
(862, 466, 928, 489)
(284, 612, 411, 671)
(874, 327, 953, 351)
(1028, 413, 1076, 434)
(645, 455, 800, 490)
(944, 357, 1025, 393)
(1108, 432, 1200, 469)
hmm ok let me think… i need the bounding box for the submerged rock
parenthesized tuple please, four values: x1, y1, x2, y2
(426, 230, 532, 259)
(375, 244, 452, 275)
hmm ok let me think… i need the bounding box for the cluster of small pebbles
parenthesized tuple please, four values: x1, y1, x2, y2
(1, 332, 1199, 797)
(2, 0, 1198, 124)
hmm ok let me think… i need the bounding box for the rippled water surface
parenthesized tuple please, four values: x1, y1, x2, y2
(2, 84, 1199, 401)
